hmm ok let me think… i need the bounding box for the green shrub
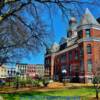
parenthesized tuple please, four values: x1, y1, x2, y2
(93, 76, 100, 84)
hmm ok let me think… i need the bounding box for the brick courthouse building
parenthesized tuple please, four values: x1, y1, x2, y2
(44, 8, 100, 83)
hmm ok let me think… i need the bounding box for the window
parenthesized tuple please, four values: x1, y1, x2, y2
(80, 46, 83, 56)
(61, 65, 66, 80)
(60, 43, 67, 50)
(78, 30, 83, 39)
(86, 29, 91, 37)
(61, 65, 66, 71)
(75, 50, 78, 60)
(46, 59, 49, 65)
(69, 51, 72, 60)
(60, 54, 66, 63)
(87, 59, 92, 72)
(75, 66, 79, 72)
(47, 59, 50, 64)
(87, 45, 92, 54)
(80, 60, 84, 72)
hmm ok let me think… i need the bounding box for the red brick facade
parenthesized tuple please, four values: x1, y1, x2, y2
(44, 9, 100, 83)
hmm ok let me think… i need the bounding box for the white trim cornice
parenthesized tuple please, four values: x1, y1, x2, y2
(55, 44, 78, 56)
(78, 37, 100, 43)
(45, 44, 78, 57)
(77, 24, 100, 31)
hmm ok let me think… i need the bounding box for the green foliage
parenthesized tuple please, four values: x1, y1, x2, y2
(14, 76, 45, 87)
(42, 79, 50, 86)
(92, 76, 100, 84)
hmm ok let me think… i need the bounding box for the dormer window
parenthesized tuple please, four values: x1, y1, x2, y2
(86, 29, 91, 37)
(78, 30, 82, 39)
(60, 43, 67, 50)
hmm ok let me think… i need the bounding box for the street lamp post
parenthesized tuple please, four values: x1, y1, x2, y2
(62, 69, 67, 86)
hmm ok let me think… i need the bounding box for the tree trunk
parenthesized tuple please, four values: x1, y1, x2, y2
(96, 88, 99, 100)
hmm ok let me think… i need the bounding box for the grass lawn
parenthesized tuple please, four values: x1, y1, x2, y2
(0, 88, 98, 100)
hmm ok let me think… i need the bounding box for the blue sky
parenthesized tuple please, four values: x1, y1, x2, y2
(21, 11, 67, 64)
(21, 4, 100, 64)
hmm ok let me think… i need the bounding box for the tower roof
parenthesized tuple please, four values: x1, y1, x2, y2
(68, 17, 77, 38)
(80, 8, 99, 26)
(69, 17, 77, 30)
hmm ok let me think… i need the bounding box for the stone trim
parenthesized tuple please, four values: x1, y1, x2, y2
(45, 44, 78, 57)
(55, 44, 78, 56)
(78, 37, 100, 43)
(77, 24, 100, 31)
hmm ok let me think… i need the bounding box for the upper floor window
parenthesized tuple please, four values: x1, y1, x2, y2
(75, 50, 78, 60)
(60, 54, 66, 63)
(45, 59, 49, 65)
(69, 51, 72, 60)
(80, 60, 84, 72)
(86, 29, 91, 37)
(79, 46, 83, 56)
(78, 30, 83, 39)
(87, 59, 92, 72)
(60, 43, 67, 50)
(87, 44, 92, 54)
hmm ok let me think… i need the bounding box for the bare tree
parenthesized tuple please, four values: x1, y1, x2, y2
(92, 48, 100, 100)
(0, 0, 100, 64)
